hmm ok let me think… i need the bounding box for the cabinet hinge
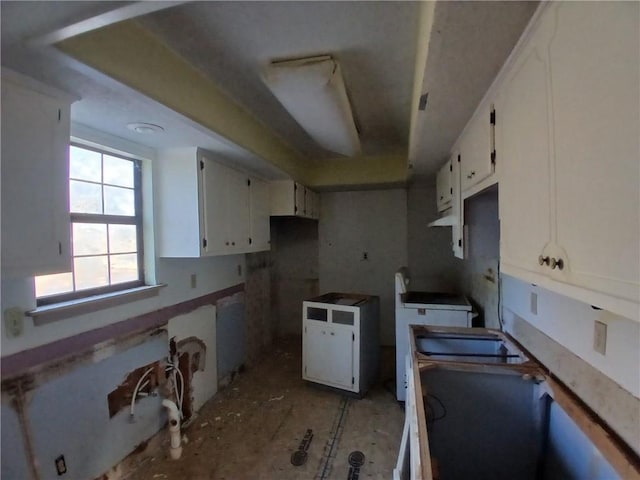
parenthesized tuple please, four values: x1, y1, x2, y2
(457, 154, 461, 163)
(352, 332, 355, 341)
(200, 160, 204, 170)
(418, 93, 428, 111)
(352, 377, 355, 385)
(450, 187, 453, 195)
(449, 164, 452, 172)
(58, 241, 62, 255)
(295, 206, 298, 213)
(294, 184, 297, 191)
(491, 150, 497, 165)
(458, 239, 462, 247)
(249, 237, 252, 245)
(58, 109, 61, 122)
(202, 238, 207, 248)
(247, 178, 251, 187)
(490, 109, 496, 125)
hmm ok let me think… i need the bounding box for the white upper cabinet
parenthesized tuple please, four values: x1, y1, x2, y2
(200, 155, 250, 255)
(498, 2, 639, 318)
(248, 177, 271, 252)
(1, 71, 73, 277)
(270, 180, 319, 220)
(436, 160, 453, 212)
(156, 148, 269, 257)
(548, 2, 639, 306)
(460, 100, 495, 193)
(497, 10, 554, 278)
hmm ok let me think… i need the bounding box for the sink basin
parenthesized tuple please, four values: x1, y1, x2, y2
(415, 329, 528, 365)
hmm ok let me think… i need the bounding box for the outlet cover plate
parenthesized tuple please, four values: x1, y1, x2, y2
(594, 320, 607, 355)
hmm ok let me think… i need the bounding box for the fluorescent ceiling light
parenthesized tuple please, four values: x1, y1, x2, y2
(263, 55, 361, 157)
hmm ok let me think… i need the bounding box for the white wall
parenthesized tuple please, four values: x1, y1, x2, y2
(407, 182, 463, 292)
(460, 187, 500, 328)
(270, 217, 319, 336)
(0, 244, 245, 358)
(319, 189, 408, 345)
(503, 275, 640, 398)
(1, 127, 246, 357)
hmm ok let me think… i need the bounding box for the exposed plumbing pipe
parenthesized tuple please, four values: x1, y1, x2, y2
(130, 366, 155, 420)
(162, 399, 183, 460)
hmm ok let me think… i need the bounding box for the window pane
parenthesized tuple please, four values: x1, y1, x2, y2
(104, 186, 134, 216)
(103, 155, 134, 188)
(70, 146, 101, 182)
(73, 223, 107, 256)
(110, 253, 138, 284)
(108, 224, 137, 254)
(35, 272, 73, 297)
(74, 256, 109, 290)
(70, 180, 102, 214)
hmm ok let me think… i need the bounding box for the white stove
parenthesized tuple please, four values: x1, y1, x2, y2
(394, 268, 473, 401)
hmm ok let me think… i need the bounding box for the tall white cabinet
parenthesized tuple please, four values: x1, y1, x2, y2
(498, 2, 639, 319)
(1, 70, 74, 277)
(155, 148, 271, 257)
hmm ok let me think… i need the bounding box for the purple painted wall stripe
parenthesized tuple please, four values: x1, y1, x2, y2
(1, 283, 244, 379)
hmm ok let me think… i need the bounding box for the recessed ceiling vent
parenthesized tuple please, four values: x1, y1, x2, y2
(263, 55, 361, 157)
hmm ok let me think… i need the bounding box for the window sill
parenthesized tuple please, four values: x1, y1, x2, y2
(27, 284, 166, 326)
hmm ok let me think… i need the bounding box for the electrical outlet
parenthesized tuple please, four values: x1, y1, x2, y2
(190, 274, 197, 289)
(530, 292, 538, 315)
(4, 307, 24, 338)
(594, 320, 607, 355)
(55, 454, 67, 475)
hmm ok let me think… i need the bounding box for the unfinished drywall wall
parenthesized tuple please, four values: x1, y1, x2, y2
(168, 304, 217, 413)
(216, 292, 246, 386)
(1, 331, 167, 480)
(319, 189, 408, 346)
(460, 186, 500, 328)
(270, 217, 319, 336)
(502, 278, 640, 455)
(245, 252, 274, 364)
(406, 181, 463, 291)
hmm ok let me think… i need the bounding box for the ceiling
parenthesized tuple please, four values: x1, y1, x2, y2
(1, 1, 538, 187)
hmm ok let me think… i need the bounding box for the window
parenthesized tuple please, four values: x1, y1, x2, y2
(35, 144, 144, 304)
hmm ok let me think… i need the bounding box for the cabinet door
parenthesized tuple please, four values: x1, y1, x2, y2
(249, 177, 271, 251)
(460, 101, 493, 192)
(436, 160, 452, 212)
(498, 15, 554, 276)
(200, 157, 229, 254)
(304, 322, 354, 390)
(549, 2, 639, 303)
(295, 182, 305, 216)
(1, 80, 71, 276)
(225, 168, 250, 252)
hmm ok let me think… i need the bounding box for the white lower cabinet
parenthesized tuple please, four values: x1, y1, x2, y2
(1, 70, 74, 277)
(156, 147, 270, 257)
(302, 293, 379, 395)
(498, 2, 639, 319)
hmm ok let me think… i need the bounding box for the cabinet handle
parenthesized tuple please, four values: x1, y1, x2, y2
(550, 258, 564, 270)
(538, 255, 550, 266)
